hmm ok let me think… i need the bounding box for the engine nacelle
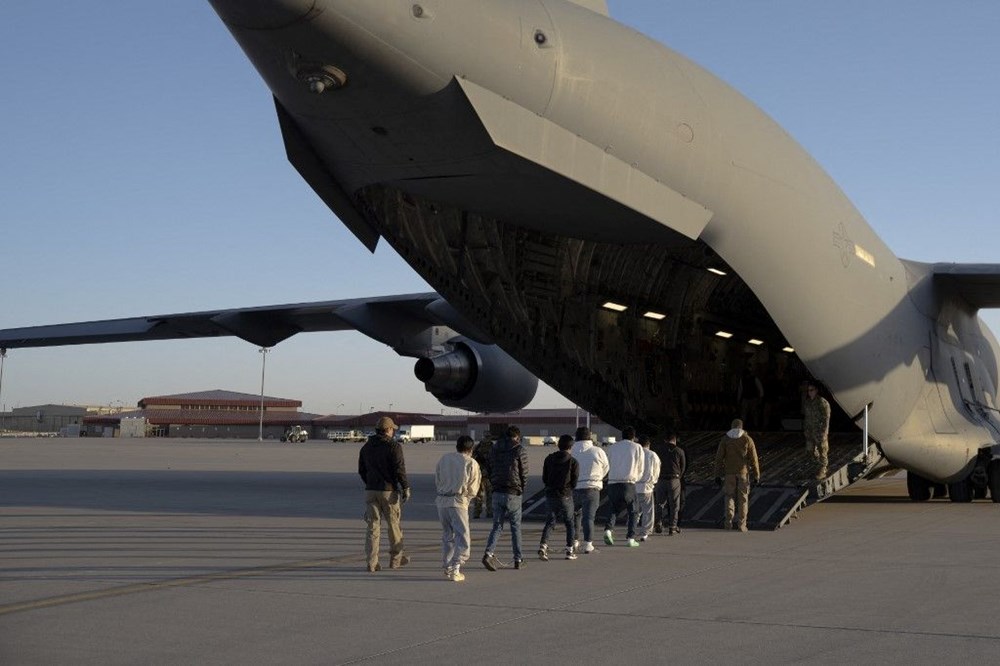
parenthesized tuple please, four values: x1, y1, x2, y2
(414, 338, 538, 413)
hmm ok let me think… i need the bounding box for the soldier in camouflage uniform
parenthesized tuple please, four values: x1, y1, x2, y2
(713, 419, 760, 532)
(801, 381, 831, 479)
(471, 435, 495, 518)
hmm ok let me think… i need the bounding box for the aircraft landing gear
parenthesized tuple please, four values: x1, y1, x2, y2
(947, 477, 974, 503)
(989, 460, 1000, 504)
(907, 472, 932, 502)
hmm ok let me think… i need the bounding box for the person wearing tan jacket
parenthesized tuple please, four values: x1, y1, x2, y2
(713, 419, 761, 532)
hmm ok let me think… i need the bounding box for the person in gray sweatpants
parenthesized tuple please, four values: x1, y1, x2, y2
(435, 435, 481, 581)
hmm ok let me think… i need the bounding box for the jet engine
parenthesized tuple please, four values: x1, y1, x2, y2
(414, 337, 538, 413)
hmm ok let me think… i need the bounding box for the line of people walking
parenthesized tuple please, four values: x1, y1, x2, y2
(358, 416, 764, 581)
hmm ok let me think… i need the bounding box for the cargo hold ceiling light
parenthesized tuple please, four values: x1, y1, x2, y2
(782, 346, 795, 353)
(707, 267, 727, 276)
(715, 331, 733, 339)
(643, 311, 666, 320)
(748, 338, 764, 346)
(602, 302, 628, 312)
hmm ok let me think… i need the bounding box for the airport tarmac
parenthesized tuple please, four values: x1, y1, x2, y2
(1, 437, 998, 664)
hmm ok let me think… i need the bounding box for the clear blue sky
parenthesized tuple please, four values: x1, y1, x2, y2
(1, 2, 998, 415)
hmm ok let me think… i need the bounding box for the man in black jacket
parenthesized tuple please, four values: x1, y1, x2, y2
(482, 425, 529, 571)
(653, 431, 686, 535)
(538, 434, 580, 561)
(358, 416, 410, 572)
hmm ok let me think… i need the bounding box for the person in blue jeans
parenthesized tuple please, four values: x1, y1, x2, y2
(538, 435, 580, 561)
(571, 426, 609, 554)
(482, 425, 529, 571)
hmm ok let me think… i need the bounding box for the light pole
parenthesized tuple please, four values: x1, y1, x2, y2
(0, 348, 6, 433)
(258, 347, 270, 441)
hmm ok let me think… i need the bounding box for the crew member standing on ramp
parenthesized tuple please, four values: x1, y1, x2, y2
(802, 381, 831, 479)
(713, 419, 760, 533)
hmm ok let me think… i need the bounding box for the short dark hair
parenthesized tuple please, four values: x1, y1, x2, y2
(506, 425, 521, 440)
(638, 434, 651, 446)
(574, 426, 592, 441)
(456, 435, 474, 453)
(622, 425, 636, 441)
(558, 434, 574, 451)
(666, 430, 679, 442)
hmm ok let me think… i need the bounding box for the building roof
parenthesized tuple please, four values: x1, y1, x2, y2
(85, 408, 315, 426)
(139, 389, 301, 408)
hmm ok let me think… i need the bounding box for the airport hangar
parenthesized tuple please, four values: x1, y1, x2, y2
(4, 389, 617, 442)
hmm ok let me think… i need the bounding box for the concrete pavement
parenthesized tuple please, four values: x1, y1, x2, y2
(1, 438, 998, 664)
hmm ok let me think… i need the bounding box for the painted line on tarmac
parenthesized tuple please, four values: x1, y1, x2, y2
(0, 544, 440, 617)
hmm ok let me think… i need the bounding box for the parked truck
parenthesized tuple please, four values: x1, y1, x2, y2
(326, 430, 367, 443)
(396, 425, 434, 443)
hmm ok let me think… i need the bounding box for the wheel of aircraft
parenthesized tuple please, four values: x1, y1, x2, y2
(947, 478, 974, 503)
(989, 461, 1000, 503)
(906, 472, 932, 502)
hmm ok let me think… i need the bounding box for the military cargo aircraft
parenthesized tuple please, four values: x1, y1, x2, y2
(2, 0, 998, 509)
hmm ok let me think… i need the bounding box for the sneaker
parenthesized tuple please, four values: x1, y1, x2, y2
(389, 554, 410, 569)
(626, 538, 640, 548)
(739, 525, 749, 533)
(444, 568, 453, 578)
(367, 563, 381, 573)
(638, 534, 648, 542)
(538, 544, 549, 561)
(449, 570, 466, 582)
(514, 559, 524, 570)
(565, 549, 577, 560)
(603, 530, 614, 546)
(482, 553, 500, 572)
(583, 541, 596, 554)
(573, 539, 579, 550)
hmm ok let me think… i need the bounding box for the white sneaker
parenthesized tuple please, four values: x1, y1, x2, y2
(449, 570, 466, 582)
(626, 538, 640, 548)
(565, 548, 577, 560)
(583, 541, 596, 554)
(603, 530, 614, 546)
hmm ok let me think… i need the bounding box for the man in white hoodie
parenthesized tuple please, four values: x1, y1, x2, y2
(635, 434, 661, 541)
(570, 426, 609, 554)
(603, 426, 645, 547)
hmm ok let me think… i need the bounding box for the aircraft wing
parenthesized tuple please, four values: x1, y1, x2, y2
(0, 292, 493, 355)
(934, 264, 1000, 310)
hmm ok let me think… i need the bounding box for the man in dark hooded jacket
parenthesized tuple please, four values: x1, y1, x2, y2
(482, 425, 529, 571)
(358, 416, 410, 572)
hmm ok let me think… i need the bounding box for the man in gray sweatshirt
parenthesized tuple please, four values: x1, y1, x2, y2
(435, 435, 481, 582)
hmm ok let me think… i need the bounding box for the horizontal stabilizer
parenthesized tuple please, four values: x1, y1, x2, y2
(933, 264, 1000, 310)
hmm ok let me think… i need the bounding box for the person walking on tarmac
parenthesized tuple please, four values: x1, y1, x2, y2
(537, 435, 580, 561)
(571, 426, 609, 554)
(435, 435, 481, 582)
(358, 416, 411, 572)
(801, 381, 831, 479)
(471, 434, 495, 518)
(635, 435, 661, 541)
(482, 425, 529, 571)
(603, 426, 645, 547)
(713, 418, 760, 532)
(654, 431, 686, 535)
